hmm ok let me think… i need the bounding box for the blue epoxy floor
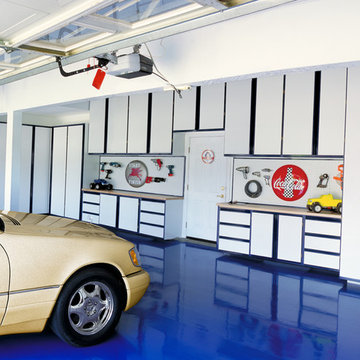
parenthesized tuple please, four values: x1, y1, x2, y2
(1, 234, 360, 359)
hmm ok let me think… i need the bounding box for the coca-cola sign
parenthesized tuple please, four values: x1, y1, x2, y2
(272, 165, 308, 201)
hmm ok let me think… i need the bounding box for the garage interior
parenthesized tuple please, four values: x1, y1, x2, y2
(1, 0, 360, 358)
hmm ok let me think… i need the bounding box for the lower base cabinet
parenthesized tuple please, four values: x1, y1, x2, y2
(218, 206, 341, 272)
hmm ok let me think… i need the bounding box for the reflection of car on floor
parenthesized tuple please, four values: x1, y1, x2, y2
(307, 194, 342, 214)
(0, 211, 150, 346)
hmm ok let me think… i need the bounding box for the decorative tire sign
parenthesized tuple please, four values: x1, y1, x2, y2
(272, 165, 308, 201)
(125, 161, 148, 188)
(201, 150, 215, 164)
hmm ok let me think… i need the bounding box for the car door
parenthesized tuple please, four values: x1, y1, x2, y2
(0, 244, 9, 325)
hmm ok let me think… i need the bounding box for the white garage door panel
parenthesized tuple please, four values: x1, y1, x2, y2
(32, 127, 52, 214)
(51, 127, 67, 217)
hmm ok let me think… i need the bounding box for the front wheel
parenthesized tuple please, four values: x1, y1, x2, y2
(312, 203, 322, 213)
(50, 268, 124, 347)
(337, 203, 342, 214)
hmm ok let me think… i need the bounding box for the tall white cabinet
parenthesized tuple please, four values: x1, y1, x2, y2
(0, 123, 6, 210)
(51, 125, 83, 219)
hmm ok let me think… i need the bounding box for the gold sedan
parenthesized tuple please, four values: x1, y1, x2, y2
(0, 211, 150, 346)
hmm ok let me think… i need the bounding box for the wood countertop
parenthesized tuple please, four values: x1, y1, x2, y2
(217, 202, 341, 219)
(82, 188, 183, 201)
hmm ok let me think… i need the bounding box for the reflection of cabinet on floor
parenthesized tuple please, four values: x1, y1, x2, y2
(81, 190, 183, 240)
(217, 204, 341, 271)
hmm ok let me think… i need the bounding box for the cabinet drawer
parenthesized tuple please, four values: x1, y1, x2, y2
(305, 219, 341, 237)
(82, 212, 99, 224)
(140, 200, 165, 214)
(219, 224, 250, 240)
(304, 236, 340, 254)
(83, 193, 100, 204)
(82, 203, 100, 214)
(139, 224, 164, 238)
(218, 238, 250, 255)
(219, 210, 250, 225)
(140, 212, 165, 226)
(304, 251, 340, 270)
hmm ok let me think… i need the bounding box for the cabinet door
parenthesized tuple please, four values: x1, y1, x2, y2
(199, 84, 225, 130)
(318, 68, 346, 156)
(107, 96, 128, 154)
(51, 127, 67, 216)
(99, 194, 117, 227)
(224, 80, 252, 155)
(250, 212, 274, 258)
(283, 72, 315, 155)
(254, 76, 283, 155)
(0, 123, 6, 210)
(64, 125, 83, 220)
(150, 92, 173, 154)
(277, 215, 303, 262)
(118, 197, 139, 232)
(32, 127, 52, 214)
(88, 98, 106, 153)
(127, 94, 148, 154)
(173, 87, 196, 131)
(19, 126, 33, 212)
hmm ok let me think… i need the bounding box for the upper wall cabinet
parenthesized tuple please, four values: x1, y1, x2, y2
(283, 72, 315, 155)
(254, 76, 284, 155)
(224, 80, 252, 155)
(88, 98, 106, 154)
(199, 84, 225, 130)
(173, 87, 196, 131)
(127, 93, 149, 154)
(318, 68, 346, 156)
(107, 97, 128, 154)
(150, 91, 173, 154)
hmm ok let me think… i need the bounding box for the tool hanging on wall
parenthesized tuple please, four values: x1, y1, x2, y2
(317, 173, 329, 188)
(151, 159, 163, 170)
(262, 168, 273, 173)
(333, 165, 344, 190)
(105, 169, 113, 179)
(167, 165, 175, 177)
(263, 175, 271, 186)
(146, 177, 166, 183)
(110, 162, 121, 168)
(252, 171, 261, 177)
(244, 180, 262, 198)
(100, 162, 107, 172)
(236, 166, 249, 179)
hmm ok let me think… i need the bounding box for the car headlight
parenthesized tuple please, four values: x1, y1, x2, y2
(129, 247, 141, 267)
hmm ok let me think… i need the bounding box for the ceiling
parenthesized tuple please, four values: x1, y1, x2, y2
(0, 0, 296, 85)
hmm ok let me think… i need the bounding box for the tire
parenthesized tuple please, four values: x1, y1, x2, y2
(94, 183, 101, 190)
(50, 268, 123, 347)
(89, 183, 95, 189)
(337, 203, 342, 214)
(107, 184, 113, 191)
(312, 203, 322, 213)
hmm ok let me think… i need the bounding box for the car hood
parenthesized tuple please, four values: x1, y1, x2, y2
(0, 211, 122, 240)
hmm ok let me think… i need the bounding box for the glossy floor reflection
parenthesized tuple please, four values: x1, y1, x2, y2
(1, 234, 360, 359)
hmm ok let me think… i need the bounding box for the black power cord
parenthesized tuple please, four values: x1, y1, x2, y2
(244, 180, 262, 198)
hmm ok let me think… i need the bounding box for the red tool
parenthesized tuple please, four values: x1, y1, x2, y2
(151, 159, 163, 170)
(333, 165, 344, 190)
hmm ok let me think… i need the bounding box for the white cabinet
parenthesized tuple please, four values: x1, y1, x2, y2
(277, 215, 303, 262)
(0, 123, 5, 210)
(199, 84, 225, 130)
(224, 80, 252, 155)
(250, 212, 274, 258)
(150, 92, 173, 154)
(51, 126, 83, 219)
(283, 72, 315, 155)
(254, 76, 284, 155)
(318, 68, 346, 156)
(82, 192, 100, 224)
(64, 125, 83, 219)
(32, 127, 52, 214)
(173, 87, 196, 131)
(118, 197, 139, 232)
(99, 194, 117, 227)
(127, 94, 149, 154)
(107, 96, 128, 154)
(88, 99, 106, 153)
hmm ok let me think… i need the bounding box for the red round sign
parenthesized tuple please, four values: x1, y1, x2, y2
(271, 165, 308, 201)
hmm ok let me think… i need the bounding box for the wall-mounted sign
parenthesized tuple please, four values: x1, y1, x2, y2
(201, 149, 215, 164)
(272, 165, 308, 201)
(125, 160, 148, 188)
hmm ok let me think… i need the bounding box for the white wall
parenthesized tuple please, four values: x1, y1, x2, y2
(1, 0, 360, 113)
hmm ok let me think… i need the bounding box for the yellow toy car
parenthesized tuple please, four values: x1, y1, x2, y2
(307, 194, 342, 214)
